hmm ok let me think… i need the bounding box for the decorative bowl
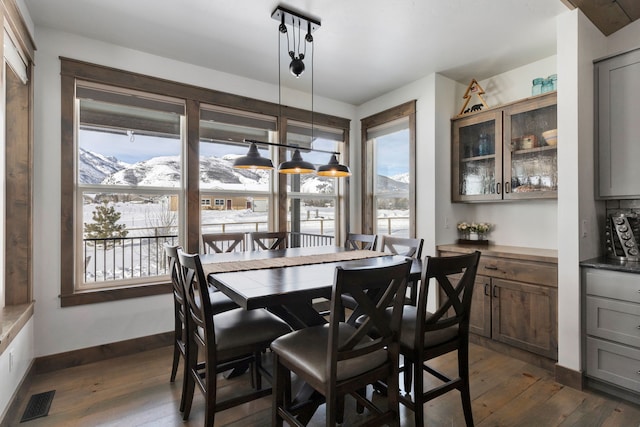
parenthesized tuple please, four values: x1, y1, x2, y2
(542, 129, 557, 146)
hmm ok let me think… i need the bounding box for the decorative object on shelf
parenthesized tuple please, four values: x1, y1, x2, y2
(457, 221, 492, 245)
(541, 129, 557, 146)
(232, 7, 350, 177)
(532, 74, 557, 96)
(520, 134, 538, 149)
(532, 77, 544, 96)
(458, 79, 489, 116)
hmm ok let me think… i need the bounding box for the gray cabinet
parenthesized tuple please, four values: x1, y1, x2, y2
(582, 268, 640, 395)
(595, 47, 640, 199)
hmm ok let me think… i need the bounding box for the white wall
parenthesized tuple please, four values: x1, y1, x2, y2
(31, 27, 356, 357)
(0, 318, 34, 420)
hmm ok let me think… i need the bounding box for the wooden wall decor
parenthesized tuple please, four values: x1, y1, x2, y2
(458, 79, 489, 116)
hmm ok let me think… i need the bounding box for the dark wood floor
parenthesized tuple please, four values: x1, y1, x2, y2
(10, 343, 640, 426)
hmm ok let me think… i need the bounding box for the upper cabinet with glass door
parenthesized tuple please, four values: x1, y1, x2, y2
(452, 92, 557, 202)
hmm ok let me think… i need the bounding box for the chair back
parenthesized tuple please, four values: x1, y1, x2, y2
(344, 232, 377, 251)
(327, 259, 412, 377)
(178, 250, 216, 348)
(202, 232, 245, 253)
(380, 235, 424, 259)
(165, 244, 186, 315)
(416, 251, 481, 347)
(250, 231, 288, 251)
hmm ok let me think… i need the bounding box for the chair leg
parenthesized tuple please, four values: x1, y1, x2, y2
(336, 395, 345, 424)
(254, 351, 262, 390)
(403, 359, 413, 395)
(182, 341, 197, 420)
(272, 354, 285, 427)
(355, 388, 366, 414)
(326, 389, 337, 427)
(414, 360, 425, 427)
(387, 364, 401, 427)
(170, 340, 180, 382)
(459, 344, 474, 427)
(204, 363, 217, 427)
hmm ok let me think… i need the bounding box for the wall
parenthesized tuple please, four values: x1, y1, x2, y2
(31, 27, 356, 357)
(0, 317, 33, 420)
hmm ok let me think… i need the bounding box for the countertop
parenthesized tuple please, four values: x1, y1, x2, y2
(437, 243, 558, 264)
(580, 256, 640, 274)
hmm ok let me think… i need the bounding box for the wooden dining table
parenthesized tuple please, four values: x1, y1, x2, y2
(203, 245, 421, 329)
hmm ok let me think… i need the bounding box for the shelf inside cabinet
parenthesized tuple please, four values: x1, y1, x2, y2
(461, 154, 496, 162)
(511, 146, 557, 156)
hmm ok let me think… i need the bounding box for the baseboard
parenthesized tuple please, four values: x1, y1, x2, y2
(0, 359, 34, 427)
(555, 363, 583, 390)
(34, 331, 173, 374)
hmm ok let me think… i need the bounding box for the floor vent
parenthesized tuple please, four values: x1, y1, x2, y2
(20, 390, 55, 423)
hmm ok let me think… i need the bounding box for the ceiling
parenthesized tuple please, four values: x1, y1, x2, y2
(23, 0, 575, 106)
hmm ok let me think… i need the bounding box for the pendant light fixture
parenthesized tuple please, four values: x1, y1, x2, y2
(232, 6, 350, 177)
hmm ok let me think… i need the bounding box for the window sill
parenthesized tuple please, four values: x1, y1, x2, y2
(60, 283, 171, 307)
(0, 302, 34, 356)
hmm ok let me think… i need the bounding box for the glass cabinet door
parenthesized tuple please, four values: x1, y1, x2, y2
(503, 92, 557, 199)
(452, 110, 503, 202)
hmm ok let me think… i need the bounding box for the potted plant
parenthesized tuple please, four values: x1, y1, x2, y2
(457, 221, 492, 244)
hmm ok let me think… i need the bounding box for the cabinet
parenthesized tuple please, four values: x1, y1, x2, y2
(452, 92, 557, 202)
(595, 47, 640, 199)
(582, 268, 640, 395)
(438, 244, 558, 361)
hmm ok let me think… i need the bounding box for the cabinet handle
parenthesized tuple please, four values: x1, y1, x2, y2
(484, 283, 490, 296)
(496, 183, 501, 194)
(505, 181, 510, 193)
(493, 286, 499, 298)
(484, 265, 498, 270)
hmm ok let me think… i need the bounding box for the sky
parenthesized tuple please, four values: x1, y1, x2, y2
(79, 128, 410, 176)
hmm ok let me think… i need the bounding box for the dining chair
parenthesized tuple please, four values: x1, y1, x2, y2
(379, 235, 424, 305)
(202, 232, 245, 253)
(178, 249, 292, 427)
(345, 232, 378, 251)
(399, 251, 481, 427)
(164, 244, 241, 413)
(249, 231, 288, 251)
(271, 258, 412, 427)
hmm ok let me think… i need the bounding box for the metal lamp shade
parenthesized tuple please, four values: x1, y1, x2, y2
(317, 154, 351, 177)
(278, 149, 315, 174)
(232, 143, 274, 170)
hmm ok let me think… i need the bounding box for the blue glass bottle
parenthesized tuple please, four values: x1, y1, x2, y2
(532, 78, 544, 96)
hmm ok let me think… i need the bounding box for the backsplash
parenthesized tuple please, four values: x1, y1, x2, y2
(606, 199, 640, 216)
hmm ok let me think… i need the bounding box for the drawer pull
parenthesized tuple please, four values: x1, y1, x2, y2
(484, 265, 498, 270)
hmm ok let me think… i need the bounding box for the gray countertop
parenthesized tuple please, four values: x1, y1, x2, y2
(580, 256, 640, 274)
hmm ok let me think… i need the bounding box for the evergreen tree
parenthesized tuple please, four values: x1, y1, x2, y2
(84, 201, 128, 244)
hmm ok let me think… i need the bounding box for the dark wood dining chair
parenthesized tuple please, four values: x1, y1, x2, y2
(399, 251, 481, 427)
(380, 235, 424, 304)
(249, 231, 288, 251)
(202, 232, 245, 253)
(345, 232, 378, 251)
(178, 249, 292, 427)
(271, 258, 412, 427)
(164, 244, 241, 413)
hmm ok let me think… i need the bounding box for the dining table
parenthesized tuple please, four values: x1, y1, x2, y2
(203, 245, 422, 330)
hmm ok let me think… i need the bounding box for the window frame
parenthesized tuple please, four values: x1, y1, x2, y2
(60, 58, 350, 306)
(360, 101, 416, 237)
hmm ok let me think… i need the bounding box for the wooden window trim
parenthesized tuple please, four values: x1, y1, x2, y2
(360, 100, 416, 236)
(60, 58, 350, 306)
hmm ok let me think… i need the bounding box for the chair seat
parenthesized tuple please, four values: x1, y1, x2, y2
(398, 306, 459, 351)
(271, 323, 387, 384)
(195, 308, 291, 354)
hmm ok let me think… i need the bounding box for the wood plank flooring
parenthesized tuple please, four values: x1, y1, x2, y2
(9, 343, 640, 426)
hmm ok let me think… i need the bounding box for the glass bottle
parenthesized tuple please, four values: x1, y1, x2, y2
(541, 77, 553, 93)
(532, 78, 544, 96)
(547, 74, 557, 91)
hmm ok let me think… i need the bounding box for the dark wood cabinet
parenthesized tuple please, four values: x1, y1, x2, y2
(438, 244, 558, 363)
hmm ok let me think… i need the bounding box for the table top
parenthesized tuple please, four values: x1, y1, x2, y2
(205, 246, 420, 311)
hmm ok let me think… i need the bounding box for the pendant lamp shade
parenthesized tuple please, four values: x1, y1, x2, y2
(316, 154, 351, 177)
(232, 143, 274, 170)
(278, 149, 315, 174)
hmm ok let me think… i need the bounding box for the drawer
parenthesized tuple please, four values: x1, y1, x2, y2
(585, 268, 640, 303)
(586, 296, 640, 347)
(586, 337, 640, 392)
(477, 256, 557, 287)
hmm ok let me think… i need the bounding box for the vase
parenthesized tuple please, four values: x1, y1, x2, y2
(469, 232, 479, 240)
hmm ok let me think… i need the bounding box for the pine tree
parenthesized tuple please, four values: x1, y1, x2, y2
(84, 201, 128, 245)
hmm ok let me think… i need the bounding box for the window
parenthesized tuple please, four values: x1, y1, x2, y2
(60, 59, 350, 305)
(199, 105, 276, 239)
(285, 121, 347, 247)
(361, 101, 416, 238)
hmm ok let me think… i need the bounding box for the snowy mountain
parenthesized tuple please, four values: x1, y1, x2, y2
(390, 172, 410, 184)
(82, 150, 407, 193)
(79, 147, 129, 184)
